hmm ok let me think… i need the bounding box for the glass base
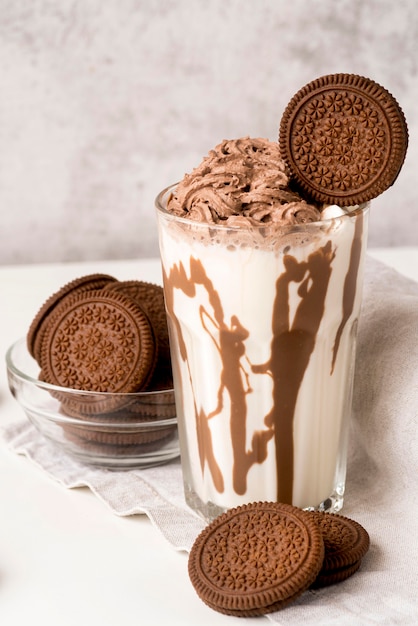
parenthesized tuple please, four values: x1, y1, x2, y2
(185, 483, 345, 523)
(304, 489, 344, 515)
(185, 486, 227, 522)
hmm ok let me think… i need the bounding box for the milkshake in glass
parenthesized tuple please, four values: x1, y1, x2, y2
(155, 137, 369, 521)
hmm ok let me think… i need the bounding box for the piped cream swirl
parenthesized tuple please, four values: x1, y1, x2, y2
(168, 137, 321, 225)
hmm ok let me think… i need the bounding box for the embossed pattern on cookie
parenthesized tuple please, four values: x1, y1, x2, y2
(27, 273, 117, 361)
(279, 73, 408, 206)
(188, 502, 324, 616)
(104, 280, 173, 389)
(40, 290, 157, 414)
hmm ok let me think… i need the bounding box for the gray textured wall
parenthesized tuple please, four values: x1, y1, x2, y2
(1, 0, 417, 265)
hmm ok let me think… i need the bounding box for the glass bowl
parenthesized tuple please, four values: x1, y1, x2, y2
(6, 338, 179, 469)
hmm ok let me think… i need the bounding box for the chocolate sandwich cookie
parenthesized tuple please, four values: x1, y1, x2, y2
(104, 280, 173, 389)
(63, 427, 177, 458)
(27, 273, 117, 362)
(59, 388, 176, 420)
(123, 389, 176, 419)
(188, 502, 324, 616)
(40, 289, 157, 414)
(121, 402, 176, 419)
(61, 413, 176, 447)
(308, 511, 370, 588)
(279, 73, 408, 206)
(312, 559, 362, 589)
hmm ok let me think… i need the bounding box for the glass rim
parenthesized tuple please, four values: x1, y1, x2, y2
(155, 183, 370, 232)
(6, 338, 174, 400)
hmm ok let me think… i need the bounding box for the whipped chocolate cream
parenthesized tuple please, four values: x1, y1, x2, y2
(168, 138, 321, 226)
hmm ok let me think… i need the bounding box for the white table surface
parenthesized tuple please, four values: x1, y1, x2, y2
(0, 248, 416, 626)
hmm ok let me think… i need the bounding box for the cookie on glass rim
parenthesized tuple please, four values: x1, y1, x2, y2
(279, 73, 408, 206)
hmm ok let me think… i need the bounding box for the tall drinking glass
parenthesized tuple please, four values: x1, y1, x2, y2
(156, 184, 369, 522)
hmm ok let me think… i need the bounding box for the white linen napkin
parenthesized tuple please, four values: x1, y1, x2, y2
(2, 255, 418, 625)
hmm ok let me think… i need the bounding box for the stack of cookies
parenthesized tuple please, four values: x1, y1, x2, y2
(26, 274, 176, 455)
(188, 502, 370, 616)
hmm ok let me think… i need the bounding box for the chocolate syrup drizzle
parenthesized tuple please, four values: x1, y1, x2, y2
(331, 212, 364, 374)
(163, 212, 363, 504)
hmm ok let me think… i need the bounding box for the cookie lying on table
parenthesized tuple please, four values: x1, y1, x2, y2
(188, 502, 370, 617)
